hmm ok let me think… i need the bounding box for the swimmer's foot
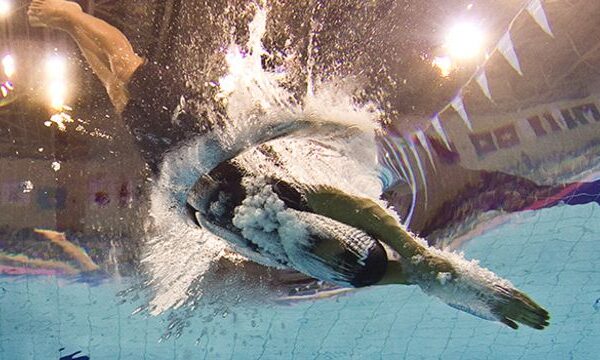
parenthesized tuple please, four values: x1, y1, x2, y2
(27, 14, 45, 28)
(28, 0, 82, 29)
(490, 285, 550, 330)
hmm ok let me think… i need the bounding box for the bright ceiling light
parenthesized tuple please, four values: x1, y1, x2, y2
(45, 55, 69, 110)
(432, 56, 453, 77)
(46, 55, 67, 79)
(444, 21, 485, 60)
(0, 0, 10, 17)
(2, 54, 15, 78)
(49, 80, 67, 110)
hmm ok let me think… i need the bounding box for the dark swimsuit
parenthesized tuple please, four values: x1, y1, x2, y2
(122, 60, 207, 174)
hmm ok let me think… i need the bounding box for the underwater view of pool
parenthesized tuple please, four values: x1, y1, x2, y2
(1, 203, 599, 359)
(2, 0, 600, 359)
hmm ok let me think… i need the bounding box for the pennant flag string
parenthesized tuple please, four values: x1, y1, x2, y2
(550, 108, 568, 130)
(527, 0, 554, 37)
(379, 136, 410, 186)
(406, 137, 429, 208)
(431, 115, 452, 150)
(397, 144, 418, 227)
(498, 32, 523, 76)
(415, 129, 437, 172)
(475, 70, 493, 102)
(422, 0, 553, 150)
(451, 95, 473, 130)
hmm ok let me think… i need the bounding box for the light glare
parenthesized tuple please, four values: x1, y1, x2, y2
(46, 56, 68, 79)
(2, 54, 15, 78)
(45, 55, 69, 110)
(433, 56, 453, 77)
(0, 0, 10, 17)
(49, 81, 67, 110)
(445, 22, 485, 60)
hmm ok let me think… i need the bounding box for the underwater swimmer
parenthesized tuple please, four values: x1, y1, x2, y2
(29, 1, 549, 329)
(28, 0, 204, 174)
(188, 158, 550, 330)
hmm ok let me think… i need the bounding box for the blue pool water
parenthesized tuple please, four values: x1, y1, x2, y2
(1, 203, 599, 360)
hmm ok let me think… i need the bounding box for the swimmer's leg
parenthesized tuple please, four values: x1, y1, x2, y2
(28, 0, 143, 112)
(34, 229, 100, 272)
(304, 186, 455, 274)
(375, 261, 410, 285)
(303, 186, 550, 329)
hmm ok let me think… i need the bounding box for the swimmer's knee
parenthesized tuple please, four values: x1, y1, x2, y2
(373, 258, 410, 286)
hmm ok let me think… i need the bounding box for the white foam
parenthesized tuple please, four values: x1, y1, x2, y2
(232, 177, 293, 264)
(141, 6, 384, 314)
(136, 6, 545, 331)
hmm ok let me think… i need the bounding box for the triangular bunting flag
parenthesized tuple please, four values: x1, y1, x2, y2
(431, 115, 452, 150)
(527, 0, 553, 37)
(476, 70, 493, 101)
(380, 136, 409, 184)
(397, 144, 417, 226)
(551, 108, 567, 129)
(498, 32, 523, 75)
(516, 117, 538, 140)
(406, 136, 428, 207)
(451, 95, 473, 130)
(415, 130, 437, 171)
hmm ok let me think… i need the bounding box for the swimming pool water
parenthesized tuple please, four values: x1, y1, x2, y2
(1, 203, 599, 359)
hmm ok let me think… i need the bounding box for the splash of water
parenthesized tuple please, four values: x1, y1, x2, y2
(135, 6, 551, 335)
(141, 6, 384, 316)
